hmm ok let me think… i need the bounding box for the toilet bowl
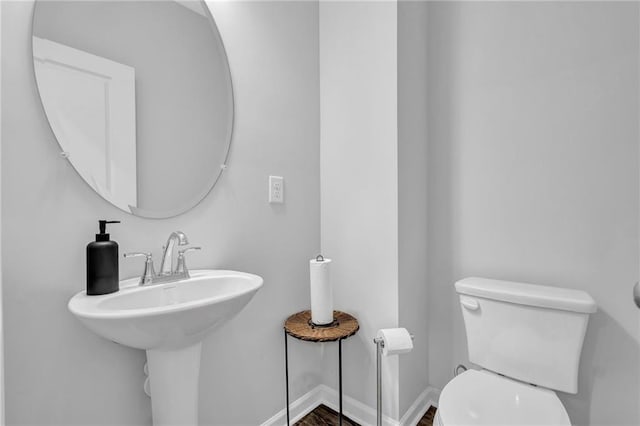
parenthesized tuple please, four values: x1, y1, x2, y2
(435, 369, 570, 426)
(435, 277, 596, 426)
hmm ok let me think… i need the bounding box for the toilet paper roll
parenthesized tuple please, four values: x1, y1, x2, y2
(376, 328, 413, 356)
(309, 257, 333, 325)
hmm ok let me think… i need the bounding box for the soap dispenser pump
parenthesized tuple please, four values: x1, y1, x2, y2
(86, 220, 120, 295)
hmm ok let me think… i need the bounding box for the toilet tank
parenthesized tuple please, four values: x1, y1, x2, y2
(455, 277, 597, 394)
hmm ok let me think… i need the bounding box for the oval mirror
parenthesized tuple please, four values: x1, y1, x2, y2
(32, 0, 233, 218)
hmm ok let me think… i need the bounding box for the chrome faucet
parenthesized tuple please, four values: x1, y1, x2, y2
(159, 231, 189, 276)
(124, 231, 201, 286)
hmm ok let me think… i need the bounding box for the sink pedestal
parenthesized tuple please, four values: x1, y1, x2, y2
(146, 342, 202, 426)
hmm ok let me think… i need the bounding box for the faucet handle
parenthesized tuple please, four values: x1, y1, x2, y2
(176, 247, 201, 277)
(124, 252, 156, 286)
(178, 247, 201, 256)
(124, 252, 151, 258)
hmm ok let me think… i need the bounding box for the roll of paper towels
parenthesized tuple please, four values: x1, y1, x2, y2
(309, 256, 333, 325)
(376, 328, 413, 356)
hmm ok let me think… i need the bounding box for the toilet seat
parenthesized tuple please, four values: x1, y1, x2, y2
(436, 369, 571, 426)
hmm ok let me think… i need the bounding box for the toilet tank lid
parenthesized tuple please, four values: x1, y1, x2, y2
(455, 277, 597, 314)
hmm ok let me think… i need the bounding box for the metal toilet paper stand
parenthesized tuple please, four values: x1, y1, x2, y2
(373, 333, 415, 426)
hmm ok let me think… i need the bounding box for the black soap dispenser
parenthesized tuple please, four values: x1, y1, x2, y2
(87, 220, 120, 295)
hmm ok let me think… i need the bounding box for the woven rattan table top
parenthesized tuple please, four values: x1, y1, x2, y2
(284, 310, 359, 342)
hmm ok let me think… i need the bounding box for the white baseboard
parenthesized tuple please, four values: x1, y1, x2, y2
(261, 385, 441, 426)
(260, 386, 324, 426)
(399, 387, 440, 426)
(426, 387, 440, 410)
(319, 384, 396, 426)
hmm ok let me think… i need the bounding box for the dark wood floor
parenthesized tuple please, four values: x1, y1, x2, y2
(417, 406, 437, 426)
(295, 404, 358, 426)
(295, 404, 437, 426)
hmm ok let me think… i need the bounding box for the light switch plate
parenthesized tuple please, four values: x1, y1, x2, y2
(269, 176, 284, 203)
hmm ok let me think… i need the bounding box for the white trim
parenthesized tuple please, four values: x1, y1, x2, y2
(260, 386, 325, 426)
(320, 385, 395, 426)
(0, 0, 5, 422)
(261, 385, 441, 426)
(399, 387, 440, 426)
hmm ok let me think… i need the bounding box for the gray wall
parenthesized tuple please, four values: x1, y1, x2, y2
(398, 0, 429, 417)
(2, 1, 321, 424)
(33, 0, 232, 214)
(426, 2, 639, 425)
(319, 0, 401, 418)
(318, 2, 432, 420)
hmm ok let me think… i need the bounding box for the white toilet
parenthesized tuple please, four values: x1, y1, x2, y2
(435, 277, 597, 426)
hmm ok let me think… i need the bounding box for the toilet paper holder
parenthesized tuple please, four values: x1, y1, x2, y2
(373, 332, 415, 426)
(372, 334, 414, 347)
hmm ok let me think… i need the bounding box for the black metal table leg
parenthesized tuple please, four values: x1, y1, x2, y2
(285, 330, 290, 426)
(283, 311, 358, 426)
(339, 338, 343, 426)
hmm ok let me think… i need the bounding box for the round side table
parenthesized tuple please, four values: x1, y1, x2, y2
(283, 310, 359, 426)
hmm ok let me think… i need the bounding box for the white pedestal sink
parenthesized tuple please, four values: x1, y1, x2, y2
(68, 270, 263, 425)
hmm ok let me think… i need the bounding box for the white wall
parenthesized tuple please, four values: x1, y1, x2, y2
(397, 0, 429, 417)
(426, 2, 640, 425)
(319, 0, 401, 419)
(1, 1, 321, 424)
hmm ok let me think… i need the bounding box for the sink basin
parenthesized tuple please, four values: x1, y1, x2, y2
(68, 269, 263, 425)
(69, 269, 263, 350)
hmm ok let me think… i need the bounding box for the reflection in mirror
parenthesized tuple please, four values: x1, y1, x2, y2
(32, 0, 233, 218)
